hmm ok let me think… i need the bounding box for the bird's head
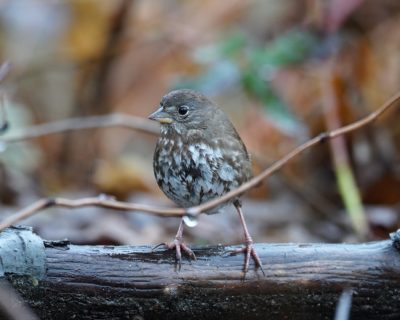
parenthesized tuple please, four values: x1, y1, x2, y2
(148, 89, 217, 134)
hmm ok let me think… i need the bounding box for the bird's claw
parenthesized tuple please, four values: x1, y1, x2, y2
(228, 242, 265, 277)
(152, 238, 196, 270)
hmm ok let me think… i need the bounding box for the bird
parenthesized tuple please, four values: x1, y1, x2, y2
(149, 89, 263, 275)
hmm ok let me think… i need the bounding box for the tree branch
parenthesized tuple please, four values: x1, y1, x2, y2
(0, 113, 159, 143)
(188, 91, 400, 215)
(1, 91, 400, 230)
(2, 226, 400, 320)
(0, 195, 183, 231)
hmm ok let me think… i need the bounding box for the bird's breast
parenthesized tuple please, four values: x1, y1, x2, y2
(153, 135, 249, 209)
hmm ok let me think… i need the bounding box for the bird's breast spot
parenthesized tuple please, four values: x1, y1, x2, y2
(173, 154, 181, 165)
(188, 145, 200, 162)
(173, 125, 182, 134)
(218, 163, 236, 182)
(215, 183, 224, 195)
(212, 148, 223, 158)
(170, 178, 182, 193)
(200, 144, 223, 158)
(198, 164, 213, 180)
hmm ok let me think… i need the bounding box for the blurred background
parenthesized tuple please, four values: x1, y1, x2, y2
(0, 0, 399, 247)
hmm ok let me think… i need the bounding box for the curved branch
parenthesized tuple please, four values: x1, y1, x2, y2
(0, 196, 183, 231)
(0, 114, 159, 143)
(187, 91, 400, 215)
(0, 92, 400, 230)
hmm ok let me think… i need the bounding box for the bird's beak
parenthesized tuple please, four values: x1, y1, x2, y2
(148, 106, 173, 124)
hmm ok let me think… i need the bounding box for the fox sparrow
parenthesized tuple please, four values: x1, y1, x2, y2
(149, 89, 263, 275)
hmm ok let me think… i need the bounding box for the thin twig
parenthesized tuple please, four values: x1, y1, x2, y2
(0, 113, 159, 143)
(0, 196, 183, 231)
(0, 93, 8, 134)
(0, 62, 11, 85)
(0, 92, 399, 231)
(334, 289, 353, 320)
(321, 65, 368, 239)
(0, 279, 39, 320)
(92, 0, 133, 114)
(0, 61, 11, 134)
(188, 91, 400, 215)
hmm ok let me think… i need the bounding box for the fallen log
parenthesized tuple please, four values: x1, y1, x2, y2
(0, 226, 400, 320)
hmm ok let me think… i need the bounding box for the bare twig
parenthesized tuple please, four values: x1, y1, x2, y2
(0, 113, 159, 143)
(189, 91, 400, 216)
(0, 196, 183, 231)
(0, 62, 11, 84)
(0, 92, 399, 231)
(334, 289, 353, 320)
(0, 280, 39, 320)
(0, 93, 8, 134)
(321, 65, 368, 238)
(0, 61, 11, 134)
(92, 0, 133, 114)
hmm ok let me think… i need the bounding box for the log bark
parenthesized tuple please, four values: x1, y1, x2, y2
(1, 226, 400, 320)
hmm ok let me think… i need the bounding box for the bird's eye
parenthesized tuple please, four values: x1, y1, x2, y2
(178, 105, 189, 116)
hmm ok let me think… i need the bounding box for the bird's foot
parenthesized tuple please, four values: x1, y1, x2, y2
(230, 240, 265, 277)
(153, 237, 196, 270)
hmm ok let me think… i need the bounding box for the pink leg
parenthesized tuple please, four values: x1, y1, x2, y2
(153, 219, 196, 270)
(232, 201, 265, 276)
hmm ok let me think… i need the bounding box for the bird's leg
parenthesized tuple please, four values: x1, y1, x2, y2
(153, 219, 196, 270)
(232, 200, 265, 276)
